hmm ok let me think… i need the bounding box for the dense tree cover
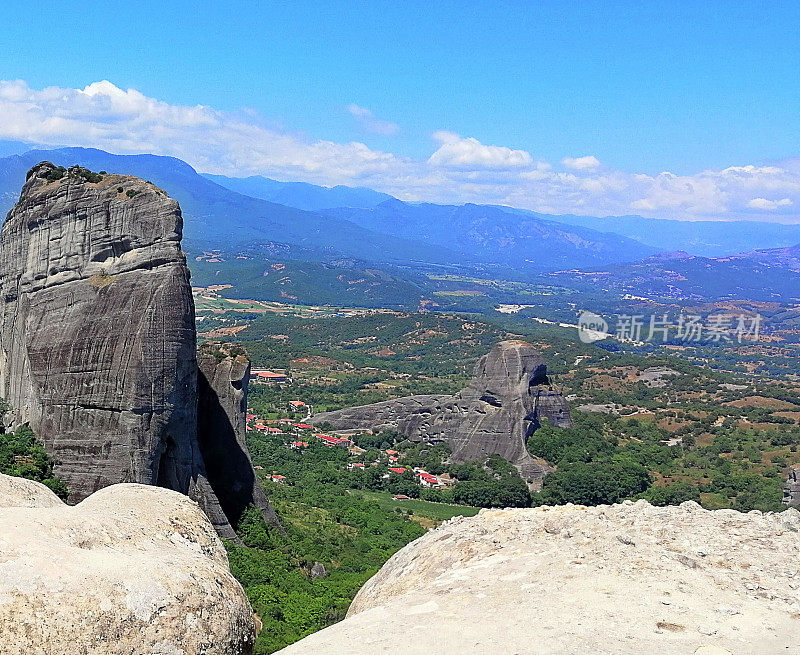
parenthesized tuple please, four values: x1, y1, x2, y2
(528, 413, 796, 512)
(0, 423, 68, 499)
(228, 434, 432, 653)
(227, 486, 425, 653)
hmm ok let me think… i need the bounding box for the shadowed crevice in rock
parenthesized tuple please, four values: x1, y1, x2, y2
(197, 342, 280, 531)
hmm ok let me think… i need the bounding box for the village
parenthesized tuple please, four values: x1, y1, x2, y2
(245, 395, 457, 498)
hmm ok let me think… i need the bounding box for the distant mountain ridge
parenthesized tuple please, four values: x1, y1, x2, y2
(0, 148, 464, 266)
(0, 147, 659, 271)
(203, 173, 394, 210)
(494, 207, 800, 257)
(550, 242, 800, 302)
(324, 200, 657, 269)
(204, 171, 800, 257)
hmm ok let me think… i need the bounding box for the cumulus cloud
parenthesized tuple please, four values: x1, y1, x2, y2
(0, 79, 399, 184)
(747, 197, 793, 210)
(346, 104, 399, 136)
(562, 155, 601, 171)
(428, 131, 534, 169)
(0, 79, 798, 222)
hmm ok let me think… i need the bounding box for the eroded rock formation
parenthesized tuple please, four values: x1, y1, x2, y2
(313, 340, 572, 482)
(198, 341, 279, 528)
(0, 162, 198, 500)
(0, 472, 257, 655)
(278, 501, 800, 655)
(0, 163, 275, 537)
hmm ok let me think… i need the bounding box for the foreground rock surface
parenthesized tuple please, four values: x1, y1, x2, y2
(0, 472, 256, 655)
(314, 340, 571, 482)
(278, 501, 800, 655)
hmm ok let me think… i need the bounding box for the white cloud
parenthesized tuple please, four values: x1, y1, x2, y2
(0, 80, 400, 184)
(428, 131, 533, 169)
(0, 79, 798, 223)
(747, 197, 793, 210)
(346, 104, 399, 136)
(562, 155, 600, 171)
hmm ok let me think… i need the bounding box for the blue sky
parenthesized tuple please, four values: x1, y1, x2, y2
(1, 1, 799, 221)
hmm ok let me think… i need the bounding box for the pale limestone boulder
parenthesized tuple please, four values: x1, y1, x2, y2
(0, 473, 256, 654)
(278, 501, 800, 655)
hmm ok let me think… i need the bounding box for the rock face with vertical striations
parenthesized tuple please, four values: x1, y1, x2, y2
(313, 340, 572, 483)
(0, 162, 274, 537)
(197, 341, 279, 529)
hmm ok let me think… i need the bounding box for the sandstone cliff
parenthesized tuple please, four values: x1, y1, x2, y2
(314, 340, 571, 482)
(0, 162, 199, 501)
(0, 472, 257, 655)
(278, 501, 800, 655)
(0, 163, 274, 538)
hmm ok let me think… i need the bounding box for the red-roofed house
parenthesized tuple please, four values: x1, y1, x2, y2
(252, 371, 289, 383)
(347, 462, 366, 470)
(416, 471, 440, 488)
(270, 471, 286, 483)
(315, 433, 349, 448)
(389, 467, 406, 474)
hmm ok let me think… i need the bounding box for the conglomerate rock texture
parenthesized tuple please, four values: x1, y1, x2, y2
(313, 340, 571, 482)
(198, 341, 279, 529)
(0, 473, 257, 655)
(0, 162, 274, 538)
(278, 501, 800, 655)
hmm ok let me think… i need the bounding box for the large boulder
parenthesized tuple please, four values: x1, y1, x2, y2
(277, 501, 800, 654)
(0, 472, 257, 654)
(314, 340, 572, 482)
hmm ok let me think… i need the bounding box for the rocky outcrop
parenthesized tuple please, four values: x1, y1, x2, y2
(198, 341, 279, 529)
(0, 163, 274, 538)
(0, 162, 199, 501)
(0, 472, 257, 654)
(278, 501, 800, 655)
(314, 340, 571, 482)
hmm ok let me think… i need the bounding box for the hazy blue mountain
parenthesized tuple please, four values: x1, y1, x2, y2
(494, 207, 800, 257)
(203, 173, 394, 210)
(325, 200, 657, 269)
(549, 245, 800, 302)
(0, 148, 464, 265)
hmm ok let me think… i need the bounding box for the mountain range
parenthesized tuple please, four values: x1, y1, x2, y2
(202, 173, 393, 211)
(206, 171, 800, 257)
(0, 147, 659, 271)
(549, 246, 800, 302)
